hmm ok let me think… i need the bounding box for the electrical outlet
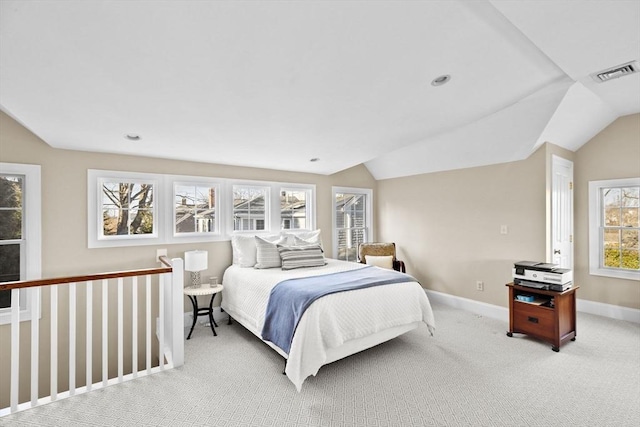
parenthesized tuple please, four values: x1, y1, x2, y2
(500, 225, 508, 235)
(476, 281, 484, 291)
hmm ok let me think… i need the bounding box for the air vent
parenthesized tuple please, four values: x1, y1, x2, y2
(591, 60, 639, 83)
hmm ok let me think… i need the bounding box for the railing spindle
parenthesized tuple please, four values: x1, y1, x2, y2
(102, 279, 108, 386)
(10, 289, 20, 413)
(158, 274, 165, 370)
(86, 281, 93, 392)
(146, 275, 151, 374)
(50, 285, 58, 402)
(30, 287, 39, 407)
(117, 278, 123, 382)
(69, 282, 76, 396)
(132, 276, 138, 378)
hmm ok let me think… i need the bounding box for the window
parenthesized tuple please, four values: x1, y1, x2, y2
(102, 181, 155, 237)
(589, 178, 640, 280)
(174, 183, 219, 235)
(88, 170, 160, 248)
(89, 170, 315, 245)
(280, 188, 311, 230)
(233, 186, 269, 232)
(0, 163, 41, 324)
(333, 187, 373, 262)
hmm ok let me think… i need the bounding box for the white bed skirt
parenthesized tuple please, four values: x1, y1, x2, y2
(223, 303, 422, 364)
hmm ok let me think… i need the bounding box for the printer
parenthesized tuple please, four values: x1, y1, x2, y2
(512, 261, 573, 292)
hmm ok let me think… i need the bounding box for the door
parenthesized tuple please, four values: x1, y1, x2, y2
(551, 155, 574, 269)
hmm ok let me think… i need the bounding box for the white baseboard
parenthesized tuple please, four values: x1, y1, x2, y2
(576, 299, 640, 323)
(425, 290, 509, 323)
(425, 289, 640, 324)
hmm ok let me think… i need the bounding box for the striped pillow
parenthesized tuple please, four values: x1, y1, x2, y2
(255, 236, 284, 269)
(277, 244, 326, 270)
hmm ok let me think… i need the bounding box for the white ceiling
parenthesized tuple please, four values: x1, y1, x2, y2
(1, 0, 638, 179)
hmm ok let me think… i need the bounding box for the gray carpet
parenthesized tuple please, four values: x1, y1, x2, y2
(2, 302, 639, 426)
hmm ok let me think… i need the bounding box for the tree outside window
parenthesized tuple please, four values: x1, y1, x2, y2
(0, 163, 41, 325)
(102, 182, 154, 236)
(602, 186, 639, 270)
(0, 174, 22, 308)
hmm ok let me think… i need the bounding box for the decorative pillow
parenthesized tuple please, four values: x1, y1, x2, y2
(277, 244, 326, 270)
(364, 255, 394, 270)
(255, 236, 285, 269)
(282, 229, 323, 249)
(291, 235, 320, 247)
(231, 234, 280, 267)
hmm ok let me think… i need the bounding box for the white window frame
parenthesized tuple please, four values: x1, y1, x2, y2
(332, 186, 373, 262)
(89, 170, 317, 246)
(279, 184, 316, 232)
(589, 177, 640, 281)
(88, 170, 161, 248)
(231, 183, 271, 233)
(0, 163, 41, 324)
(169, 177, 223, 243)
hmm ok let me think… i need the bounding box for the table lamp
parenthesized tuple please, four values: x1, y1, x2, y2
(184, 250, 208, 287)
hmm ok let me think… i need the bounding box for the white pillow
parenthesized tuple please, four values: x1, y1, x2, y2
(291, 235, 319, 247)
(365, 255, 394, 270)
(255, 236, 285, 269)
(231, 234, 280, 267)
(282, 229, 323, 248)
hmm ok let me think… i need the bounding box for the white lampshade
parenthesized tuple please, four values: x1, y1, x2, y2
(184, 250, 208, 272)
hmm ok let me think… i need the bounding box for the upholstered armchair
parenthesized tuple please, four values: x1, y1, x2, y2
(358, 242, 406, 273)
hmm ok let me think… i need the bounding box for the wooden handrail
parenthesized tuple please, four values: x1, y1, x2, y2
(158, 255, 172, 268)
(0, 257, 174, 291)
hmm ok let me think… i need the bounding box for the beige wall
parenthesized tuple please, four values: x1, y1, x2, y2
(574, 113, 640, 308)
(377, 114, 640, 310)
(377, 145, 547, 306)
(0, 111, 376, 405)
(0, 110, 376, 278)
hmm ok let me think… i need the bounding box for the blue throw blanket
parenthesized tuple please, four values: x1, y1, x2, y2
(261, 266, 417, 355)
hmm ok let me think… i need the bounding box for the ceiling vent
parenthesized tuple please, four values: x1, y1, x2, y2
(591, 60, 639, 83)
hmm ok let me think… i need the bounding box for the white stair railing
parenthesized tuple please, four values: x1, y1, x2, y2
(0, 256, 184, 417)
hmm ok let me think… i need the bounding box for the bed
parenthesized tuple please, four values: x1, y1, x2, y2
(221, 256, 436, 391)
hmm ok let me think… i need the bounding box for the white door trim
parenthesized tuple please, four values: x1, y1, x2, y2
(550, 155, 574, 270)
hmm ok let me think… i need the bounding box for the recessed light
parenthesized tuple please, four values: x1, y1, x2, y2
(310, 158, 320, 162)
(431, 74, 451, 86)
(125, 134, 141, 141)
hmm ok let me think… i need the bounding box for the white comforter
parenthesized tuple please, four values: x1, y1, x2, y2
(221, 259, 435, 390)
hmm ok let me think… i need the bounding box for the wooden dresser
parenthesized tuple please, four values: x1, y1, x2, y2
(506, 282, 578, 352)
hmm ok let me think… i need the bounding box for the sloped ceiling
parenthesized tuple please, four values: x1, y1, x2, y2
(1, 0, 638, 179)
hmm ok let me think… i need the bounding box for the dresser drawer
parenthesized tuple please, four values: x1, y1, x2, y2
(512, 302, 555, 341)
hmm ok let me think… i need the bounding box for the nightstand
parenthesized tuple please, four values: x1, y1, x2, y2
(183, 284, 224, 340)
(506, 282, 578, 352)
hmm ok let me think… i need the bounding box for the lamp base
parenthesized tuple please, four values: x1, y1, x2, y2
(190, 271, 201, 288)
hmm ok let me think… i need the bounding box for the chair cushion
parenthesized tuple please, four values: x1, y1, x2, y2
(364, 255, 394, 270)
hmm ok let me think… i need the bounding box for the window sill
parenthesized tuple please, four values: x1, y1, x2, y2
(589, 268, 640, 281)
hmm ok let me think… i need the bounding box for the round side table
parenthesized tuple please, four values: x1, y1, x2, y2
(183, 284, 224, 340)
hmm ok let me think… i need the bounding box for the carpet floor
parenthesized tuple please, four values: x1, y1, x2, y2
(2, 301, 639, 426)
